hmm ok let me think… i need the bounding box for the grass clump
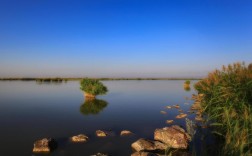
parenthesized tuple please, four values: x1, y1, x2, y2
(80, 78, 108, 98)
(194, 62, 252, 155)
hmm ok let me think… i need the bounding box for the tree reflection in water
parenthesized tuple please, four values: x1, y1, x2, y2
(80, 99, 108, 115)
(184, 85, 191, 91)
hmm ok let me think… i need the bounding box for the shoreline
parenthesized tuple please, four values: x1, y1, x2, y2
(0, 77, 202, 81)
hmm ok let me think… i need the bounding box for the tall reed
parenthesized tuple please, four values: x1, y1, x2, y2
(194, 62, 252, 155)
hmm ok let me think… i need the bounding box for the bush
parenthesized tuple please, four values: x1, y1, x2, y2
(80, 78, 108, 97)
(194, 62, 252, 155)
(184, 80, 191, 85)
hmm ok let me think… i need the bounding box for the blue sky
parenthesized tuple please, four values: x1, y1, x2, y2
(0, 0, 251, 78)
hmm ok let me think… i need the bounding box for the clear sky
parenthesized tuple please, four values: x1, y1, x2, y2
(0, 0, 251, 78)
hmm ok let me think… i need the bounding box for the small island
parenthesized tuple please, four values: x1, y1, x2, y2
(80, 78, 108, 99)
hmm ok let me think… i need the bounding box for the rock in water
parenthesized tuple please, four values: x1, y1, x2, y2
(154, 126, 190, 149)
(70, 134, 88, 142)
(120, 130, 133, 136)
(33, 138, 56, 152)
(160, 111, 167, 114)
(131, 138, 166, 152)
(166, 120, 174, 124)
(96, 130, 115, 137)
(96, 130, 107, 137)
(166, 106, 172, 109)
(175, 113, 187, 119)
(131, 151, 158, 156)
(173, 105, 180, 109)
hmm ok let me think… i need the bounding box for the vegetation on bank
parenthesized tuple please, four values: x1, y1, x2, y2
(194, 62, 252, 155)
(80, 78, 108, 98)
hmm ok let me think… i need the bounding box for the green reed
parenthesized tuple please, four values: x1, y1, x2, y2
(194, 62, 252, 155)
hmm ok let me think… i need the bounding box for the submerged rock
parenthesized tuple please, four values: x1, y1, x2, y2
(131, 151, 158, 156)
(160, 111, 167, 114)
(173, 105, 180, 109)
(33, 138, 57, 152)
(120, 130, 134, 136)
(175, 113, 187, 119)
(154, 126, 190, 149)
(70, 134, 88, 142)
(131, 138, 166, 152)
(166, 106, 172, 109)
(96, 130, 114, 137)
(166, 120, 174, 124)
(96, 130, 107, 137)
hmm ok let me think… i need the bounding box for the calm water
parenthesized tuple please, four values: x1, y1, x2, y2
(0, 80, 216, 156)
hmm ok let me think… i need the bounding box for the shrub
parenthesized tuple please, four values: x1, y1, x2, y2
(194, 62, 252, 155)
(80, 78, 108, 97)
(184, 80, 191, 85)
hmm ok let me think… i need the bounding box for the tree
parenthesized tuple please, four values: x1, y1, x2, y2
(80, 78, 108, 99)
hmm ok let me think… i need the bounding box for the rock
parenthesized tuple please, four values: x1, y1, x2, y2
(70, 134, 88, 142)
(33, 138, 56, 152)
(154, 126, 191, 149)
(166, 120, 174, 124)
(96, 130, 114, 137)
(172, 125, 192, 141)
(131, 138, 166, 152)
(96, 130, 107, 137)
(166, 106, 172, 109)
(120, 130, 133, 136)
(173, 105, 180, 109)
(175, 113, 187, 119)
(131, 151, 158, 156)
(160, 111, 167, 114)
(171, 125, 186, 133)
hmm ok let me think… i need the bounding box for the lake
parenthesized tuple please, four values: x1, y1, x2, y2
(0, 80, 217, 156)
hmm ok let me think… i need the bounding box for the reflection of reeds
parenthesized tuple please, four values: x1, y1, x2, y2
(194, 62, 252, 155)
(185, 118, 195, 141)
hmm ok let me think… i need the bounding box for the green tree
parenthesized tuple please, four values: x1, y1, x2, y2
(80, 78, 108, 98)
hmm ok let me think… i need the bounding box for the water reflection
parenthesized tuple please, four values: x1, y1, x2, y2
(184, 85, 191, 91)
(80, 99, 108, 115)
(36, 81, 64, 85)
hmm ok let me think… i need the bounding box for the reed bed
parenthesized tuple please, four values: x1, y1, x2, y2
(194, 62, 252, 155)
